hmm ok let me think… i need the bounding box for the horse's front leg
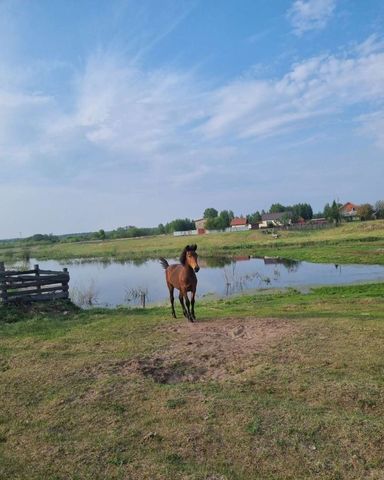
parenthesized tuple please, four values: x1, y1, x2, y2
(191, 289, 196, 321)
(179, 292, 188, 318)
(183, 291, 194, 322)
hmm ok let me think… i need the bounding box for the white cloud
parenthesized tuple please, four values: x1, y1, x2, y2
(358, 110, 384, 149)
(288, 0, 337, 35)
(74, 53, 205, 157)
(355, 33, 384, 56)
(2, 35, 384, 183)
(0, 51, 212, 186)
(200, 38, 384, 143)
(2, 33, 384, 236)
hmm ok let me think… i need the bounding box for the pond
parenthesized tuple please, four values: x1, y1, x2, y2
(5, 256, 384, 308)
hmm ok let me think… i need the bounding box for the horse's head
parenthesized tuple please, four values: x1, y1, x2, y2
(181, 244, 200, 272)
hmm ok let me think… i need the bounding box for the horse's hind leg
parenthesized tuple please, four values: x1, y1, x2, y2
(191, 290, 196, 321)
(179, 292, 188, 318)
(168, 284, 176, 318)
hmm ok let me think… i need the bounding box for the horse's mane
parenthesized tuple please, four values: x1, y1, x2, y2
(179, 244, 197, 265)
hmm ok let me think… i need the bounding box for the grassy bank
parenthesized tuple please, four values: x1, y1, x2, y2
(1, 283, 384, 479)
(2, 220, 384, 265)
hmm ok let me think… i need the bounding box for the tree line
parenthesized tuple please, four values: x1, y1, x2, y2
(18, 199, 384, 244)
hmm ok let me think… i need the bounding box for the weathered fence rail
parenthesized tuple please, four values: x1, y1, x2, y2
(0, 262, 70, 304)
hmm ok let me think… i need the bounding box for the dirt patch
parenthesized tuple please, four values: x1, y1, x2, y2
(75, 317, 295, 387)
(137, 358, 207, 384)
(126, 317, 295, 383)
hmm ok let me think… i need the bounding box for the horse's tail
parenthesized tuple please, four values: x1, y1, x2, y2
(159, 257, 169, 270)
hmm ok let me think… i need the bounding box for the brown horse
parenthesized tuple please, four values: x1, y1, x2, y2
(160, 244, 200, 322)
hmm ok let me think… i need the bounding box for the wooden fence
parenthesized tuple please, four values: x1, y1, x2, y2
(0, 262, 70, 304)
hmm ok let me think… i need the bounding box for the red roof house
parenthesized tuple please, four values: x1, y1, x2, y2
(230, 217, 249, 230)
(339, 202, 359, 218)
(230, 217, 247, 226)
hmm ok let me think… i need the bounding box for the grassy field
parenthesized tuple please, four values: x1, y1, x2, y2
(1, 283, 384, 479)
(2, 220, 384, 265)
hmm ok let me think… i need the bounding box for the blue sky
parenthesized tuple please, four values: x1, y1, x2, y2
(1, 0, 384, 238)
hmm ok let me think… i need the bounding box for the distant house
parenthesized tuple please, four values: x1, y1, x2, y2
(194, 218, 206, 229)
(194, 218, 207, 234)
(309, 217, 328, 225)
(260, 212, 292, 228)
(339, 202, 359, 219)
(230, 217, 250, 231)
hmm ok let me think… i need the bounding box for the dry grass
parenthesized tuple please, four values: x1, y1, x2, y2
(1, 283, 384, 479)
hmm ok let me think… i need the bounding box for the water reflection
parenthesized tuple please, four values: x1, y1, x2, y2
(2, 255, 384, 308)
(263, 256, 300, 271)
(223, 263, 272, 296)
(202, 257, 235, 268)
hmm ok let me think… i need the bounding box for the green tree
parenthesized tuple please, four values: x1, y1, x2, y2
(292, 203, 313, 220)
(330, 201, 341, 224)
(164, 218, 195, 233)
(203, 208, 218, 219)
(323, 203, 331, 219)
(28, 233, 59, 243)
(357, 203, 374, 221)
(269, 203, 287, 213)
(247, 211, 262, 224)
(375, 200, 384, 219)
(205, 217, 219, 229)
(97, 229, 106, 240)
(324, 201, 341, 223)
(280, 212, 293, 225)
(218, 210, 234, 228)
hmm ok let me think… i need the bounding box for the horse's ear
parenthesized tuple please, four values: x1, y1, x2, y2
(191, 244, 197, 251)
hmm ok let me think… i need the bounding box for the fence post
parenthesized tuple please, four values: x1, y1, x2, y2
(34, 264, 41, 295)
(0, 262, 7, 304)
(62, 268, 69, 299)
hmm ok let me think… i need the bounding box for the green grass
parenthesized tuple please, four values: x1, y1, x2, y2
(2, 220, 384, 265)
(1, 283, 384, 479)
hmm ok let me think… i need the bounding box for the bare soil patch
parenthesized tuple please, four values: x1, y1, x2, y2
(75, 317, 296, 389)
(127, 317, 295, 383)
